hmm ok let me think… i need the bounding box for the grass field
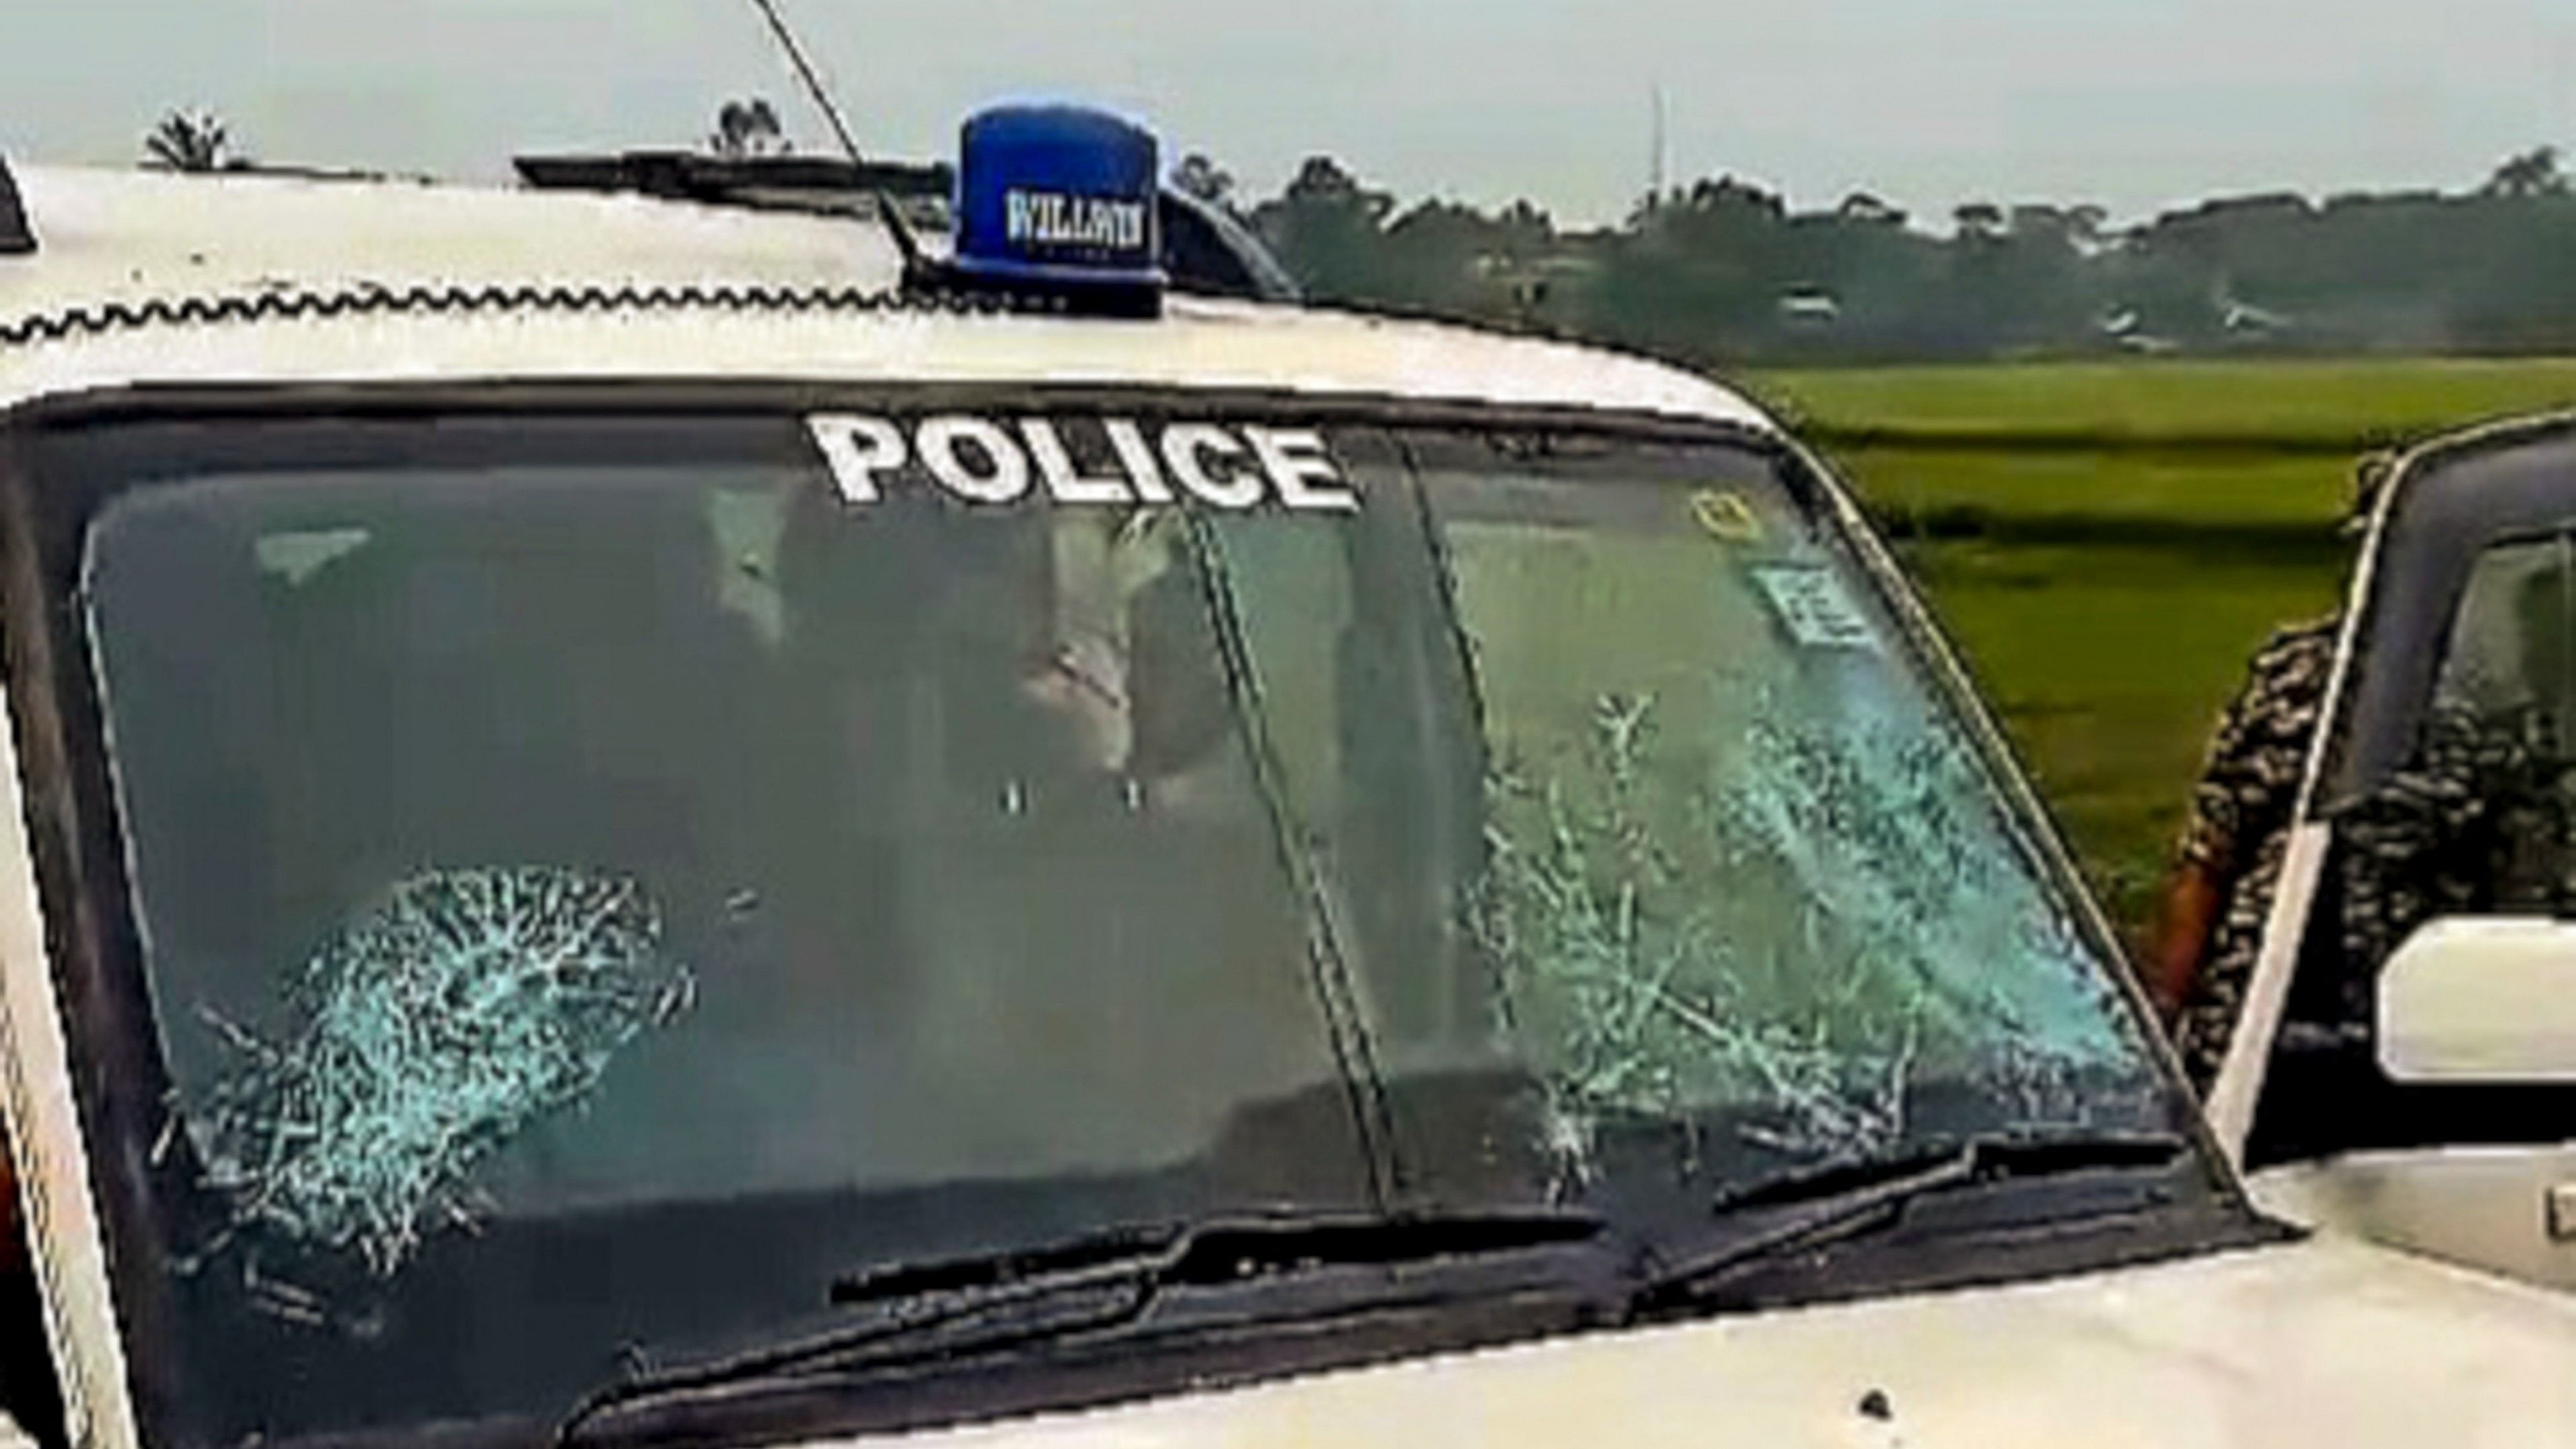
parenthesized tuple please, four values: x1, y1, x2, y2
(1747, 359, 2576, 946)
(1753, 357, 2576, 448)
(1894, 536, 2343, 936)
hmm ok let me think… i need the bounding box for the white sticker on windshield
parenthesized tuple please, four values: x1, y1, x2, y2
(806, 413, 1357, 513)
(1750, 564, 1880, 651)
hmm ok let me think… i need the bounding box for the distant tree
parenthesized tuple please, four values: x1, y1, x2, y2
(1223, 137, 2576, 363)
(1834, 190, 1906, 227)
(1495, 198, 1555, 248)
(1951, 201, 2005, 240)
(2484, 145, 2568, 199)
(1581, 173, 1801, 362)
(1248, 156, 1398, 303)
(1170, 152, 1237, 209)
(1675, 174, 1785, 219)
(1279, 155, 1390, 213)
(709, 98, 790, 160)
(2007, 203, 2072, 241)
(1378, 199, 1505, 316)
(143, 110, 238, 173)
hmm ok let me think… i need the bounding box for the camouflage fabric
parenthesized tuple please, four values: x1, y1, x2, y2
(2163, 450, 2426, 1092)
(2176, 668, 2576, 1091)
(2334, 700, 2576, 1020)
(2170, 615, 2338, 1092)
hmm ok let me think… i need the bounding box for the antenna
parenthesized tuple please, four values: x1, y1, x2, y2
(744, 0, 865, 165)
(738, 0, 929, 275)
(1649, 83, 1667, 207)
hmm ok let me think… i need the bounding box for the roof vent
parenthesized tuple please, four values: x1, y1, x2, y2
(0, 154, 34, 256)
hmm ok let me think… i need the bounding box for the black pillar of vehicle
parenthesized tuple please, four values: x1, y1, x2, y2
(0, 154, 34, 256)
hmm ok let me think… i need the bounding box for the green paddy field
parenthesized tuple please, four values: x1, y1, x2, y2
(1745, 359, 2576, 944)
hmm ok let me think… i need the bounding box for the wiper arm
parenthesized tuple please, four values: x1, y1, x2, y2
(829, 1203, 1601, 1307)
(554, 1205, 1602, 1444)
(1632, 1129, 2189, 1314)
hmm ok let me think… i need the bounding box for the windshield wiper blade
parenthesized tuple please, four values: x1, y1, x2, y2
(1632, 1129, 2189, 1314)
(829, 1203, 1602, 1307)
(554, 1205, 1603, 1445)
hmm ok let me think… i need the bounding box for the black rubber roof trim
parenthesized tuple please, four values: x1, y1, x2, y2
(0, 277, 1017, 351)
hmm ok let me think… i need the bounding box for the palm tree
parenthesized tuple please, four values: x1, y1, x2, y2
(708, 99, 789, 160)
(143, 110, 237, 173)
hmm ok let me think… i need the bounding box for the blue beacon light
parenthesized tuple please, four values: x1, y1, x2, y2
(950, 104, 1166, 318)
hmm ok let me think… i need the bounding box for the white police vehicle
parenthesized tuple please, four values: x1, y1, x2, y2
(0, 107, 2569, 1449)
(2203, 413, 2576, 1304)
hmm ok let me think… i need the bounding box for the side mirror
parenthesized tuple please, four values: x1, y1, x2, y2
(2378, 917, 2576, 1082)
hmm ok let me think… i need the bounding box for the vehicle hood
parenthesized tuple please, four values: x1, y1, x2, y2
(886, 1234, 2576, 1448)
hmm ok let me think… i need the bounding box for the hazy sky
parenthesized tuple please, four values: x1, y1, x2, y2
(5, 1, 2573, 227)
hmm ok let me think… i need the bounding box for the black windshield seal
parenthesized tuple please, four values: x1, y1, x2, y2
(0, 380, 2236, 1449)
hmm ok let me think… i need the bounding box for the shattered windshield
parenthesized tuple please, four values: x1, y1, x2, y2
(1401, 446, 2155, 1166)
(51, 402, 2177, 1446)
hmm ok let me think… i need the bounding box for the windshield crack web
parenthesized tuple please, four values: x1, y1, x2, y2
(185, 865, 696, 1277)
(1473, 688, 2118, 1178)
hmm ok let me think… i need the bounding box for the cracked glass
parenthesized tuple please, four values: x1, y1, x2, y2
(52, 407, 2183, 1449)
(1412, 458, 2153, 1169)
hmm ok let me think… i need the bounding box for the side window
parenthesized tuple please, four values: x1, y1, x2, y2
(2251, 528, 2576, 1165)
(2431, 535, 2576, 739)
(2342, 534, 2576, 978)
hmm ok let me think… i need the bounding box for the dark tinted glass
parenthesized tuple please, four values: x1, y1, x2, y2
(56, 404, 2175, 1445)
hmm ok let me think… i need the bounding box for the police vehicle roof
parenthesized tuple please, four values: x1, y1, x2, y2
(0, 163, 1773, 429)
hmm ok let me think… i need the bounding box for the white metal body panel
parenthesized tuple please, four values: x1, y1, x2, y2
(863, 1235, 2576, 1448)
(2, 165, 908, 313)
(0, 166, 1773, 431)
(2250, 1150, 2576, 1295)
(0, 678, 136, 1449)
(2377, 917, 2576, 1082)
(0, 299, 1775, 426)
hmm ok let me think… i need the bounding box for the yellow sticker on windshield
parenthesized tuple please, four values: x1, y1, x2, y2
(1692, 489, 1763, 543)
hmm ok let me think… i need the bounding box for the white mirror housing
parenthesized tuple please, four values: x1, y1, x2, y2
(2378, 916, 2576, 1082)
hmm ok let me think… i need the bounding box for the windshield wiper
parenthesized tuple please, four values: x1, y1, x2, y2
(554, 1205, 1604, 1445)
(1631, 1129, 2190, 1315)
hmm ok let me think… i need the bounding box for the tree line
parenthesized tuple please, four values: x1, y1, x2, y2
(136, 104, 2575, 365)
(1181, 145, 2576, 365)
